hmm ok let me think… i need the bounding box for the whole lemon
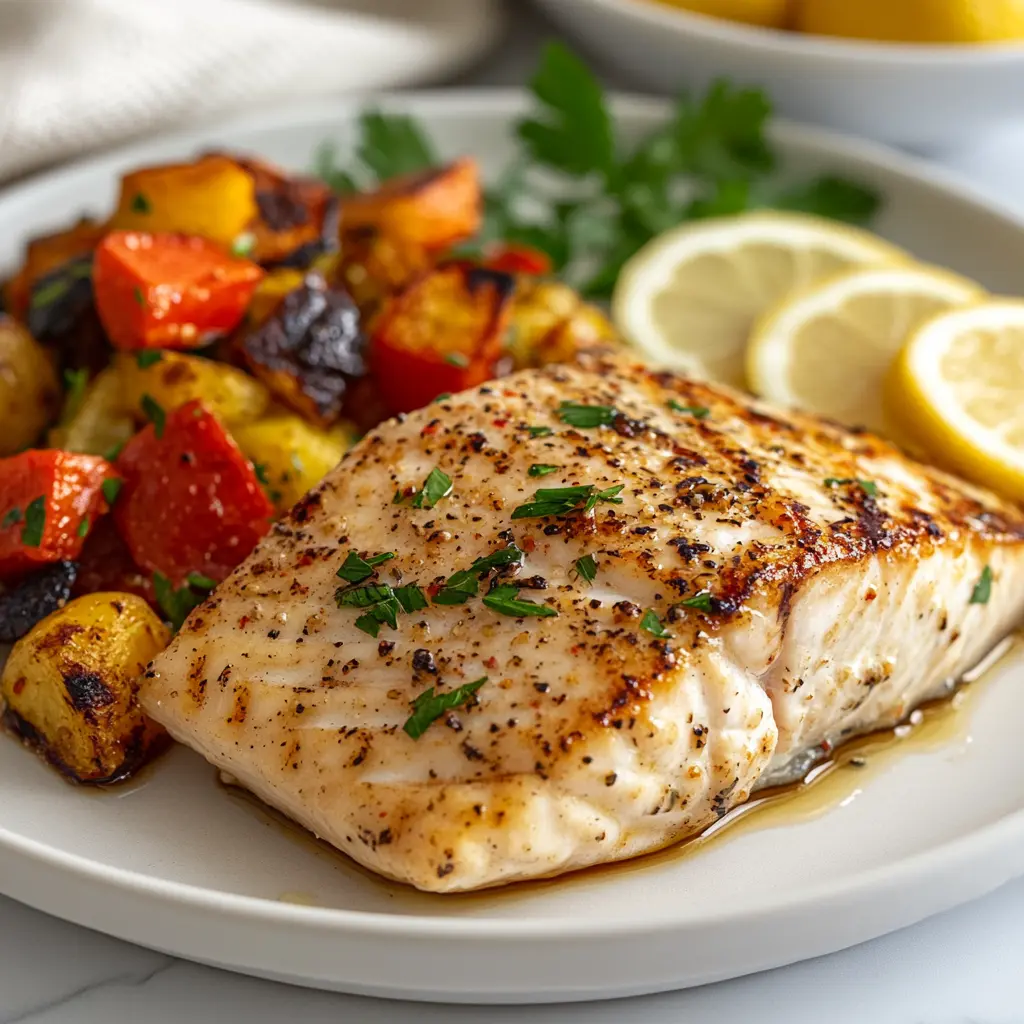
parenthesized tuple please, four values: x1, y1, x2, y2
(652, 0, 793, 29)
(795, 0, 1024, 43)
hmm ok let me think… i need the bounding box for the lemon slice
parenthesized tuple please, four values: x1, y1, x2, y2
(746, 264, 983, 433)
(611, 211, 908, 390)
(886, 301, 1024, 501)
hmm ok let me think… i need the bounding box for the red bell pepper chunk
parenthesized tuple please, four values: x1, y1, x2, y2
(0, 450, 115, 580)
(71, 516, 157, 610)
(114, 400, 272, 585)
(483, 243, 552, 277)
(93, 231, 264, 351)
(369, 263, 514, 415)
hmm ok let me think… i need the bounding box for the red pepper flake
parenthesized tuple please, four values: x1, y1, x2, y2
(570, 644, 585, 656)
(492, 418, 508, 428)
(521, 536, 536, 553)
(421, 422, 441, 438)
(484, 656, 498, 669)
(239, 615, 249, 629)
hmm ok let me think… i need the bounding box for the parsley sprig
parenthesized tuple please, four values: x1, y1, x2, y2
(153, 571, 217, 632)
(512, 483, 624, 520)
(404, 678, 486, 740)
(313, 42, 879, 300)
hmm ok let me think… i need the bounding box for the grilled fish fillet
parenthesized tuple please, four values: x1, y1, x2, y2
(143, 354, 1024, 892)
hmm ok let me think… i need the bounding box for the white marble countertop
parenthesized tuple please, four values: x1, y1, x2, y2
(5, 6, 1024, 1023)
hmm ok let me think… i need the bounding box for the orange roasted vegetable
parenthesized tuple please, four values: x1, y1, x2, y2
(233, 156, 338, 267)
(110, 155, 257, 248)
(4, 218, 106, 321)
(369, 263, 514, 415)
(339, 158, 481, 252)
(93, 232, 263, 351)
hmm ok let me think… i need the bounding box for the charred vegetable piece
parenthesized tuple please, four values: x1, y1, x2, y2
(25, 256, 110, 374)
(0, 450, 115, 580)
(239, 274, 366, 426)
(370, 264, 514, 415)
(110, 155, 258, 247)
(336, 226, 433, 321)
(93, 231, 264, 351)
(245, 268, 307, 330)
(0, 560, 78, 643)
(3, 217, 106, 321)
(339, 158, 481, 251)
(484, 243, 553, 277)
(48, 366, 135, 457)
(0, 316, 61, 456)
(233, 415, 356, 512)
(71, 516, 156, 610)
(0, 592, 169, 784)
(116, 351, 269, 426)
(233, 155, 339, 268)
(114, 400, 272, 585)
(505, 277, 617, 369)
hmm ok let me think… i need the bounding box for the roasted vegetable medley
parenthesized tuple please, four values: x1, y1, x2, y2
(0, 42, 878, 785)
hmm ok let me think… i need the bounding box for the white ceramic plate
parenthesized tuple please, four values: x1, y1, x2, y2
(3, 94, 1024, 1005)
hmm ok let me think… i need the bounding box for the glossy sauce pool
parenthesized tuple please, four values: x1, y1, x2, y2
(218, 633, 1020, 904)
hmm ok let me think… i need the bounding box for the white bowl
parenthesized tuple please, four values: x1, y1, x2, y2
(534, 0, 1024, 150)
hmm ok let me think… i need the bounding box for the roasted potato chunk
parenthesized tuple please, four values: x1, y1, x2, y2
(0, 316, 61, 455)
(110, 155, 257, 247)
(117, 351, 269, 426)
(506, 278, 618, 369)
(49, 366, 135, 456)
(0, 592, 169, 783)
(233, 415, 355, 511)
(336, 227, 432, 322)
(339, 159, 481, 251)
(238, 273, 367, 426)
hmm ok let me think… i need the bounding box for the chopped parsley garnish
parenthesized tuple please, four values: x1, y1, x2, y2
(668, 400, 709, 418)
(101, 478, 123, 505)
(231, 232, 256, 258)
(336, 584, 395, 609)
(444, 352, 470, 368)
(104, 440, 126, 462)
(679, 591, 714, 613)
(77, 517, 90, 538)
(135, 350, 163, 369)
(336, 550, 395, 584)
(29, 260, 91, 311)
(403, 678, 487, 740)
(133, 286, 147, 308)
(512, 483, 623, 520)
(395, 584, 428, 613)
(434, 392, 453, 403)
(572, 553, 598, 584)
(141, 394, 166, 438)
(824, 477, 878, 497)
(130, 192, 152, 214)
(970, 565, 993, 605)
(432, 570, 479, 605)
(640, 609, 671, 637)
(336, 583, 401, 636)
(483, 584, 558, 619)
(61, 368, 89, 424)
(153, 571, 214, 632)
(527, 425, 553, 438)
(2, 508, 22, 529)
(20, 496, 46, 548)
(253, 463, 270, 485)
(529, 463, 559, 478)
(401, 467, 452, 510)
(557, 401, 616, 428)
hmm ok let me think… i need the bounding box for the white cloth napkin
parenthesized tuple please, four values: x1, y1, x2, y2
(0, 0, 502, 183)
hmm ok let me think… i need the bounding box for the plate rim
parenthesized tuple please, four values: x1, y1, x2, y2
(3, 87, 1024, 942)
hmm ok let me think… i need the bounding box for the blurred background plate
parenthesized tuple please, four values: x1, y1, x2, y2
(534, 0, 1024, 150)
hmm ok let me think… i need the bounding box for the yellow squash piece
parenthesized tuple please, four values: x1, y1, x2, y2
(110, 155, 258, 248)
(233, 415, 355, 511)
(0, 316, 61, 455)
(117, 351, 269, 427)
(1, 592, 170, 784)
(49, 366, 135, 456)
